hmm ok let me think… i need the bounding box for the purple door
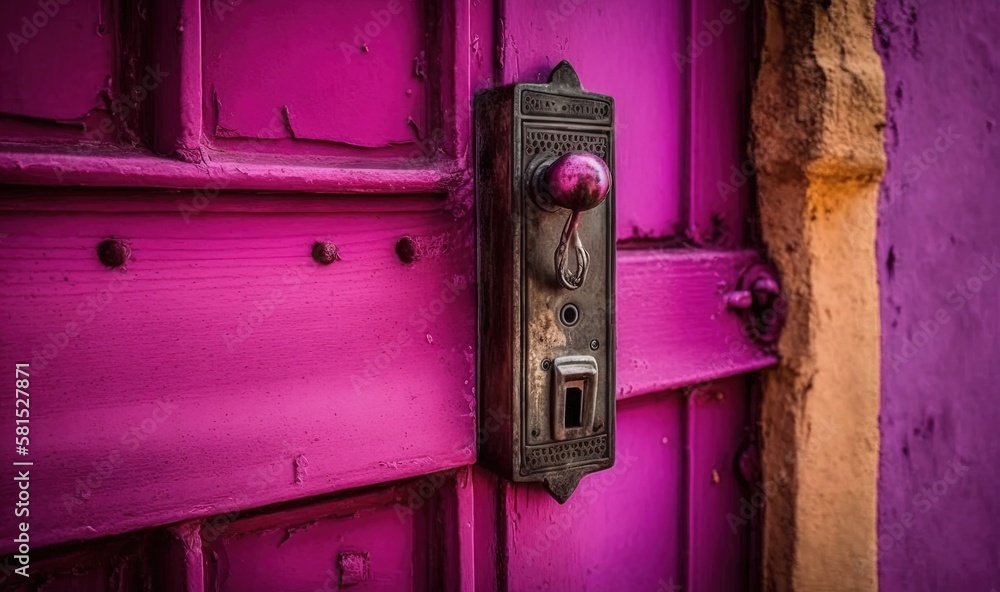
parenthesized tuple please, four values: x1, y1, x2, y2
(0, 0, 772, 590)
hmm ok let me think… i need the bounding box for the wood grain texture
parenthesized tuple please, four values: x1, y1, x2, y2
(0, 195, 772, 554)
(0, 194, 476, 552)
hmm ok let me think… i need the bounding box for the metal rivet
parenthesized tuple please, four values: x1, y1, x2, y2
(541, 359, 551, 371)
(311, 241, 341, 265)
(395, 236, 419, 263)
(589, 339, 599, 350)
(97, 238, 131, 269)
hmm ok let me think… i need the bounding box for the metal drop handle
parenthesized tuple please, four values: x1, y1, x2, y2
(536, 151, 612, 290)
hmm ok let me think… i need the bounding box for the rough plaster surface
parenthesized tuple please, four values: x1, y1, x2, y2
(875, 0, 1000, 589)
(752, 0, 885, 590)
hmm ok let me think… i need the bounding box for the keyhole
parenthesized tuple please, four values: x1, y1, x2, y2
(565, 386, 583, 428)
(559, 303, 580, 327)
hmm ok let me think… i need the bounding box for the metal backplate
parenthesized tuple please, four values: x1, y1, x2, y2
(475, 61, 616, 503)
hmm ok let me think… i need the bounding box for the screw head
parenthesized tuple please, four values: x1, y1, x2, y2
(311, 241, 341, 265)
(97, 238, 131, 269)
(395, 236, 420, 264)
(590, 339, 600, 350)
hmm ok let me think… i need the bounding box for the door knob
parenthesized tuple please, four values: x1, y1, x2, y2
(533, 151, 612, 290)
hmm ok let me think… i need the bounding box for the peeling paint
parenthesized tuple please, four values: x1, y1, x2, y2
(277, 521, 317, 547)
(413, 52, 427, 80)
(281, 105, 296, 139)
(292, 454, 308, 484)
(212, 89, 237, 137)
(406, 116, 422, 140)
(471, 33, 482, 66)
(498, 18, 507, 70)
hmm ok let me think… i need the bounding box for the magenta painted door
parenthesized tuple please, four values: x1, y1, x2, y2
(0, 0, 770, 590)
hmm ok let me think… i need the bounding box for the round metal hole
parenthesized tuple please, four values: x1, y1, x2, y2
(559, 303, 580, 327)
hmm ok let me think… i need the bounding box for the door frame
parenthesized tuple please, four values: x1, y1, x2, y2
(751, 0, 884, 589)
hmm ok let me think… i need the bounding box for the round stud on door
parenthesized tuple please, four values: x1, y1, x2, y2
(312, 241, 341, 265)
(96, 238, 131, 269)
(395, 236, 420, 264)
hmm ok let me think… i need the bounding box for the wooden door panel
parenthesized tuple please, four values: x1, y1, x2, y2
(0, 534, 151, 592)
(498, 378, 753, 592)
(689, 0, 754, 247)
(504, 393, 685, 592)
(0, 0, 766, 589)
(0, 191, 475, 552)
(500, 0, 687, 241)
(687, 376, 754, 591)
(500, 0, 754, 247)
(489, 1, 763, 590)
(0, 0, 119, 145)
(1, 476, 463, 590)
(202, 0, 438, 158)
(203, 487, 439, 592)
(616, 250, 776, 398)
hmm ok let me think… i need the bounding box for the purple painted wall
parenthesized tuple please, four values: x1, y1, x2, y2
(877, 0, 1000, 588)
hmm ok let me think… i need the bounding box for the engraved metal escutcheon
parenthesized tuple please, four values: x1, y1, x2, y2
(476, 61, 616, 503)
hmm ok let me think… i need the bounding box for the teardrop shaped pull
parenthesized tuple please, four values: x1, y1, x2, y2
(536, 151, 611, 290)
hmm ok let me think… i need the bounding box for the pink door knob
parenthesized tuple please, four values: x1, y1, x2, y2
(535, 151, 612, 290)
(542, 151, 612, 212)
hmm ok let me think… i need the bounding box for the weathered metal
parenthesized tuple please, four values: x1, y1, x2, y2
(476, 61, 616, 502)
(535, 150, 612, 290)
